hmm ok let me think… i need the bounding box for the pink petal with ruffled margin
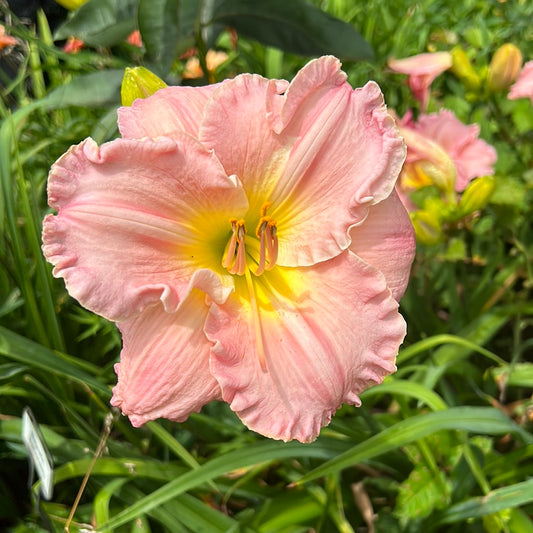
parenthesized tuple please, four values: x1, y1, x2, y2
(42, 135, 247, 321)
(111, 289, 221, 426)
(200, 56, 405, 267)
(349, 190, 415, 301)
(508, 60, 533, 103)
(205, 251, 406, 443)
(414, 110, 496, 191)
(118, 84, 222, 139)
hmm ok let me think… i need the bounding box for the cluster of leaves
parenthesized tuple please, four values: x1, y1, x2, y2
(0, 0, 532, 532)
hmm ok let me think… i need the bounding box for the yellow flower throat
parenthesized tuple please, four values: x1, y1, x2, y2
(220, 202, 279, 373)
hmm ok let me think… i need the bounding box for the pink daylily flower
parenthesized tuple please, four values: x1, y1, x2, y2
(398, 109, 497, 195)
(42, 56, 415, 443)
(388, 52, 452, 111)
(508, 60, 533, 103)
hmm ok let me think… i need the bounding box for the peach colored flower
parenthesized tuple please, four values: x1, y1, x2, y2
(508, 60, 533, 103)
(42, 57, 414, 443)
(63, 37, 85, 54)
(182, 50, 228, 79)
(126, 30, 143, 48)
(398, 109, 497, 196)
(388, 52, 452, 111)
(0, 25, 18, 49)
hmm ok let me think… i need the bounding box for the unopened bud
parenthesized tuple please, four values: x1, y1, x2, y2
(410, 210, 443, 245)
(487, 44, 522, 92)
(53, 0, 89, 9)
(450, 47, 481, 90)
(121, 66, 167, 107)
(458, 175, 495, 216)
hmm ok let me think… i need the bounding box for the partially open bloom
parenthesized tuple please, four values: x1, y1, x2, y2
(388, 52, 452, 110)
(42, 57, 415, 442)
(397, 109, 497, 199)
(508, 60, 533, 104)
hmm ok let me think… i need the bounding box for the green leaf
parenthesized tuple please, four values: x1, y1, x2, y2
(208, 0, 374, 61)
(491, 363, 533, 388)
(0, 325, 110, 396)
(435, 479, 533, 525)
(54, 0, 139, 47)
(295, 407, 533, 485)
(138, 0, 180, 75)
(40, 70, 124, 109)
(395, 466, 451, 524)
(98, 440, 338, 530)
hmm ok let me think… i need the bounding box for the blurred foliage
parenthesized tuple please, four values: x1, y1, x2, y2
(0, 0, 532, 532)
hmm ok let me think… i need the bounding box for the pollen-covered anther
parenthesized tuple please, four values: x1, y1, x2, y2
(222, 218, 247, 276)
(255, 217, 278, 276)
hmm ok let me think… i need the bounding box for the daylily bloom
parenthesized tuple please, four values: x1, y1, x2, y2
(42, 56, 415, 443)
(388, 52, 452, 111)
(397, 109, 497, 198)
(0, 25, 18, 49)
(126, 30, 143, 48)
(182, 49, 229, 79)
(63, 36, 84, 54)
(508, 60, 533, 104)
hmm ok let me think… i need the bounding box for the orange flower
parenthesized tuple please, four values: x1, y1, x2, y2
(0, 25, 18, 50)
(63, 37, 85, 54)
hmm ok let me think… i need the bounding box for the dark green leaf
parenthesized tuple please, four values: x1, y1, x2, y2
(138, 0, 181, 75)
(208, 0, 374, 61)
(54, 0, 139, 47)
(40, 70, 124, 109)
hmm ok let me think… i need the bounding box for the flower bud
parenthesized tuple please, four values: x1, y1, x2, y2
(458, 175, 495, 216)
(53, 0, 89, 9)
(410, 210, 443, 245)
(487, 44, 522, 92)
(121, 67, 167, 107)
(450, 46, 481, 90)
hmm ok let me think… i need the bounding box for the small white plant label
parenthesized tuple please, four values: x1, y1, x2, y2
(21, 407, 54, 500)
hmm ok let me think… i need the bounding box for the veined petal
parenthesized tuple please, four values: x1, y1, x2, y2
(349, 190, 415, 301)
(118, 84, 222, 139)
(42, 136, 248, 321)
(111, 289, 221, 426)
(200, 56, 405, 267)
(205, 251, 406, 443)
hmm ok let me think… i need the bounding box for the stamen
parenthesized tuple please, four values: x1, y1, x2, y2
(229, 221, 247, 276)
(265, 222, 278, 271)
(221, 219, 238, 269)
(254, 202, 279, 275)
(244, 268, 267, 372)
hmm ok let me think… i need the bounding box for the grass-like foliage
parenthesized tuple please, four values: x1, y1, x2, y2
(1, 0, 532, 531)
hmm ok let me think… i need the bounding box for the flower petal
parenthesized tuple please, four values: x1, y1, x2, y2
(111, 289, 221, 426)
(118, 84, 222, 139)
(201, 56, 406, 267)
(205, 251, 406, 443)
(349, 190, 415, 301)
(509, 60, 533, 103)
(42, 136, 248, 321)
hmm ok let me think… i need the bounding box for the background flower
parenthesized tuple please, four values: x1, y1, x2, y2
(508, 60, 533, 103)
(388, 52, 452, 110)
